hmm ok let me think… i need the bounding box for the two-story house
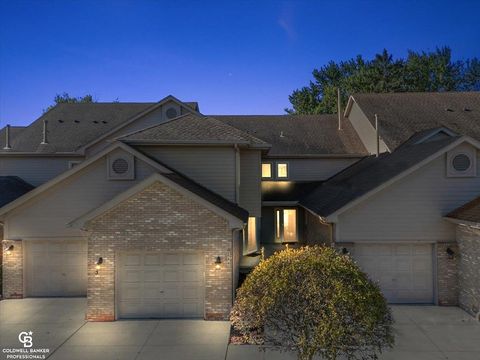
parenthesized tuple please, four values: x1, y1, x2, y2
(1, 92, 479, 321)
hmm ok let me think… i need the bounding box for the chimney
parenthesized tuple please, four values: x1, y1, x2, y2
(375, 114, 380, 157)
(337, 88, 342, 130)
(3, 124, 11, 150)
(41, 119, 48, 144)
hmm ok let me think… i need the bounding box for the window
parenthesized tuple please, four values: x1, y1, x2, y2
(277, 163, 288, 178)
(262, 163, 272, 178)
(245, 217, 258, 254)
(275, 209, 297, 242)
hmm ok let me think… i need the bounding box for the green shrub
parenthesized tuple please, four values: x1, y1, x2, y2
(230, 246, 394, 360)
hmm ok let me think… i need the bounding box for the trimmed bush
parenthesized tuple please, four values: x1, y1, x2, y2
(231, 246, 394, 360)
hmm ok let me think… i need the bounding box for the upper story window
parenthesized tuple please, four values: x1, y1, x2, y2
(262, 163, 272, 178)
(275, 208, 297, 243)
(276, 162, 288, 179)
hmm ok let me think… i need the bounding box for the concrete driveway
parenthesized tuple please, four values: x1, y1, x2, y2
(1, 299, 479, 360)
(227, 305, 480, 360)
(0, 298, 230, 360)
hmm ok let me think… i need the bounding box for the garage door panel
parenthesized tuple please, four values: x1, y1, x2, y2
(353, 244, 433, 304)
(124, 270, 142, 282)
(125, 254, 142, 266)
(163, 269, 181, 282)
(144, 270, 162, 282)
(184, 269, 201, 282)
(164, 253, 181, 265)
(145, 254, 162, 265)
(118, 252, 204, 319)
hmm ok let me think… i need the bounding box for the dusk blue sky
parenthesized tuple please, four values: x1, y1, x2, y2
(1, 0, 479, 126)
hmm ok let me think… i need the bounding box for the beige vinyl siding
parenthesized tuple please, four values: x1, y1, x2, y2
(0, 157, 84, 186)
(139, 146, 236, 202)
(270, 158, 360, 181)
(347, 102, 388, 155)
(4, 149, 156, 239)
(239, 150, 261, 216)
(337, 149, 480, 242)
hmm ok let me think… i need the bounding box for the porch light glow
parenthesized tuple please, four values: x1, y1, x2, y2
(4, 245, 14, 255)
(215, 256, 222, 270)
(95, 257, 103, 275)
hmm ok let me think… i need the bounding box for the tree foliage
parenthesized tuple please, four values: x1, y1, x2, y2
(231, 246, 394, 360)
(44, 92, 96, 112)
(287, 47, 480, 114)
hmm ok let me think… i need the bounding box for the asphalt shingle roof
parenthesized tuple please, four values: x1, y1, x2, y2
(120, 114, 270, 147)
(300, 136, 460, 217)
(352, 92, 480, 151)
(446, 196, 480, 224)
(0, 176, 35, 207)
(214, 115, 368, 156)
(0, 103, 156, 153)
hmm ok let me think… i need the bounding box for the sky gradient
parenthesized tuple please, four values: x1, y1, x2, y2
(1, 0, 479, 126)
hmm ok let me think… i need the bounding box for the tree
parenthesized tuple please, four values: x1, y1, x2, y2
(286, 47, 480, 114)
(230, 246, 394, 360)
(44, 92, 96, 112)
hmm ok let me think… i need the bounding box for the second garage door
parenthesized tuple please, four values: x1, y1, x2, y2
(117, 252, 205, 319)
(353, 243, 434, 303)
(25, 240, 87, 297)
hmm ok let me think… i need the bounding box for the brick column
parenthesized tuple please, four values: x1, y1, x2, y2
(436, 242, 459, 305)
(457, 226, 480, 316)
(2, 240, 24, 298)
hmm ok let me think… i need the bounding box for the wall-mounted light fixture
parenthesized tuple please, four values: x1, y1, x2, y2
(446, 247, 455, 260)
(95, 257, 103, 275)
(342, 247, 349, 255)
(215, 256, 222, 270)
(4, 245, 14, 255)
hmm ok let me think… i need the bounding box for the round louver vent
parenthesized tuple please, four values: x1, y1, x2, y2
(452, 154, 471, 172)
(166, 107, 178, 119)
(112, 158, 129, 174)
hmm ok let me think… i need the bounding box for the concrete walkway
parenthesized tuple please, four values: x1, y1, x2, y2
(1, 299, 479, 360)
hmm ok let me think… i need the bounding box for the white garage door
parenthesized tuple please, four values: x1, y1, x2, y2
(25, 240, 87, 297)
(117, 252, 205, 319)
(353, 243, 433, 303)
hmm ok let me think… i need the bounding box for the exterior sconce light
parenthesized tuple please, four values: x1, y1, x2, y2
(342, 247, 349, 255)
(215, 256, 222, 270)
(446, 248, 455, 260)
(95, 257, 103, 275)
(4, 245, 14, 255)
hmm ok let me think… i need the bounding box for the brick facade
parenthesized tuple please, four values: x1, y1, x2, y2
(456, 226, 480, 317)
(436, 242, 459, 306)
(85, 181, 234, 321)
(2, 239, 23, 299)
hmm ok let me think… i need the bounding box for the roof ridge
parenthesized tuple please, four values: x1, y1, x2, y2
(117, 113, 193, 140)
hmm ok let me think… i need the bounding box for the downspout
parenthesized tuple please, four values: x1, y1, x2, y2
(234, 144, 241, 204)
(375, 114, 380, 157)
